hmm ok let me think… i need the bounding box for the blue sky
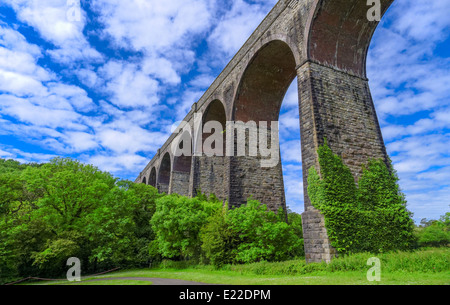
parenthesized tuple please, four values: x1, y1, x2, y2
(0, 0, 449, 223)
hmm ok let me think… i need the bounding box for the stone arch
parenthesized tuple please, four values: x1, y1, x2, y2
(157, 152, 171, 194)
(149, 167, 156, 187)
(306, 0, 394, 78)
(171, 129, 192, 196)
(229, 39, 297, 212)
(141, 176, 147, 185)
(233, 39, 297, 122)
(193, 99, 227, 200)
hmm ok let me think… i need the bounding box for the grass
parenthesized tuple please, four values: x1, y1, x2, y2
(24, 248, 449, 285)
(62, 279, 153, 285)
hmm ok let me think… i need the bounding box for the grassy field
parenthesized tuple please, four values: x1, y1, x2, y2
(24, 248, 449, 285)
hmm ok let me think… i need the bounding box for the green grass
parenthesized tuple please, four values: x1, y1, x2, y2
(61, 279, 153, 285)
(24, 248, 450, 285)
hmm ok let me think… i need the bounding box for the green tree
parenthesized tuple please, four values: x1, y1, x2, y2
(227, 200, 303, 263)
(200, 206, 239, 268)
(287, 210, 304, 257)
(85, 181, 162, 270)
(416, 213, 450, 247)
(151, 194, 221, 260)
(21, 158, 117, 233)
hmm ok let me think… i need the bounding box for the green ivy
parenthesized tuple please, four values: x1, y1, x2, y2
(307, 141, 416, 255)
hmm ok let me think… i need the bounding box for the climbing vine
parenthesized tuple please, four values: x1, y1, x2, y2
(307, 141, 416, 254)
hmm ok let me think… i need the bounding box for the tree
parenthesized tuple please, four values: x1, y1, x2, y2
(227, 200, 303, 263)
(416, 213, 450, 247)
(85, 181, 162, 269)
(21, 158, 116, 232)
(200, 206, 239, 268)
(151, 194, 221, 260)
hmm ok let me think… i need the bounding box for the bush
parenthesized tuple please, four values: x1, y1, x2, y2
(416, 213, 450, 247)
(151, 194, 221, 260)
(227, 200, 303, 264)
(227, 248, 450, 275)
(200, 200, 304, 268)
(200, 206, 239, 268)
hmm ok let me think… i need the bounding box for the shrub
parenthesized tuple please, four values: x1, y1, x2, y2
(151, 194, 221, 260)
(416, 213, 450, 247)
(200, 200, 304, 267)
(227, 200, 303, 264)
(200, 206, 239, 268)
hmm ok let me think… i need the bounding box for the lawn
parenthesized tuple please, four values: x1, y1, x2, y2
(25, 248, 449, 285)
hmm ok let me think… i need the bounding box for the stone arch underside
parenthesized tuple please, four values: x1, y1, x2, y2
(193, 99, 227, 200)
(149, 167, 156, 187)
(230, 40, 297, 213)
(307, 0, 394, 78)
(157, 153, 171, 194)
(171, 130, 192, 196)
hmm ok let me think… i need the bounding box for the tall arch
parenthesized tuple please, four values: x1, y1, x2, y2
(141, 176, 147, 185)
(306, 0, 394, 78)
(233, 40, 297, 123)
(157, 152, 171, 194)
(193, 99, 227, 200)
(171, 129, 192, 196)
(149, 167, 156, 188)
(230, 40, 297, 212)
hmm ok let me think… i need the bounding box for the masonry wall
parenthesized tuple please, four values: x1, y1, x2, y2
(298, 61, 388, 198)
(228, 127, 286, 214)
(193, 156, 227, 201)
(297, 61, 388, 262)
(170, 171, 190, 196)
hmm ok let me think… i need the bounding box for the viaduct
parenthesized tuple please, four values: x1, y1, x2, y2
(135, 0, 393, 263)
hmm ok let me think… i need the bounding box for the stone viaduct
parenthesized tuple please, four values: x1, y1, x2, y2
(135, 0, 393, 263)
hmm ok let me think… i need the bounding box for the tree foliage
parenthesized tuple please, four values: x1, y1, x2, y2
(200, 201, 304, 268)
(0, 158, 162, 283)
(416, 213, 450, 247)
(151, 194, 221, 260)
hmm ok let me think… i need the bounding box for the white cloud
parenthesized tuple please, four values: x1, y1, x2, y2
(98, 60, 160, 109)
(3, 0, 102, 64)
(92, 0, 213, 52)
(0, 148, 13, 159)
(207, 0, 276, 60)
(63, 131, 99, 152)
(188, 74, 215, 89)
(0, 95, 86, 130)
(84, 153, 149, 176)
(142, 56, 181, 85)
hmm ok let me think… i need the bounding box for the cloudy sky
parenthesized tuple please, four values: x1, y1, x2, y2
(0, 0, 449, 223)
